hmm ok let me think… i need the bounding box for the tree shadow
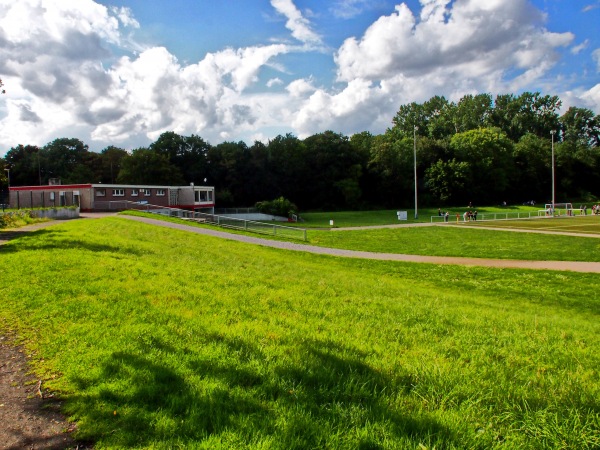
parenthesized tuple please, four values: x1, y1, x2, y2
(65, 332, 457, 448)
(0, 228, 147, 256)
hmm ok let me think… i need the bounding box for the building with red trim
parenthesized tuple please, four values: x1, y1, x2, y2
(8, 182, 215, 213)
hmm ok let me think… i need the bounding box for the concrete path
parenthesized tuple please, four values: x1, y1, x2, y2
(3, 215, 600, 273)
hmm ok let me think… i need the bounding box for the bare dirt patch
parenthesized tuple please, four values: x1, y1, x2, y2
(0, 337, 89, 450)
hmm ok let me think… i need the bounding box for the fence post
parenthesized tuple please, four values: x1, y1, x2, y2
(274, 225, 277, 236)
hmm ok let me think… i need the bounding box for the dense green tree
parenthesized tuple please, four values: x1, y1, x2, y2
(449, 128, 514, 204)
(150, 132, 212, 184)
(425, 158, 471, 204)
(489, 92, 561, 141)
(4, 145, 42, 186)
(41, 138, 93, 184)
(301, 131, 363, 209)
(265, 133, 308, 207)
(117, 148, 184, 185)
(207, 141, 251, 206)
(96, 146, 128, 184)
(453, 93, 493, 133)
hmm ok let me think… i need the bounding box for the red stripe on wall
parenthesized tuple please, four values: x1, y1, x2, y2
(10, 184, 93, 191)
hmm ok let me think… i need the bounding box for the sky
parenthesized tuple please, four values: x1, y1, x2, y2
(0, 0, 599, 156)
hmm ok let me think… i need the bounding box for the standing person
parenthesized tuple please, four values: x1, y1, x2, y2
(445, 211, 449, 222)
(473, 210, 478, 221)
(463, 211, 468, 222)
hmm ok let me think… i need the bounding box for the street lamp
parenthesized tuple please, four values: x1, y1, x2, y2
(3, 168, 9, 210)
(550, 130, 556, 214)
(414, 125, 418, 220)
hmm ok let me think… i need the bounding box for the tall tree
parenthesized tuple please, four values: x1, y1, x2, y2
(117, 148, 184, 185)
(4, 145, 42, 186)
(449, 128, 514, 204)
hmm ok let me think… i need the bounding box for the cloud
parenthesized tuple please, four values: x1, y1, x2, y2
(267, 77, 284, 88)
(0, 0, 596, 157)
(582, 2, 600, 12)
(335, 0, 573, 83)
(593, 49, 600, 70)
(270, 0, 322, 45)
(331, 0, 374, 19)
(571, 40, 589, 55)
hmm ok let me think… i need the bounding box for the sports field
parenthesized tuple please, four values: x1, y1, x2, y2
(456, 215, 600, 235)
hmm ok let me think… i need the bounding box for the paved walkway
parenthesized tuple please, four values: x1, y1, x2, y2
(3, 215, 600, 273)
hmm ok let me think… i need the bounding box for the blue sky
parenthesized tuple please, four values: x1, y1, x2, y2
(0, 0, 599, 155)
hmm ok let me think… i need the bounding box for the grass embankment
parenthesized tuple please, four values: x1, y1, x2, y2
(125, 211, 600, 262)
(1, 217, 599, 449)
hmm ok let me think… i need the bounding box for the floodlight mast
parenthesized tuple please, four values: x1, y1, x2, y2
(550, 130, 556, 214)
(414, 125, 418, 220)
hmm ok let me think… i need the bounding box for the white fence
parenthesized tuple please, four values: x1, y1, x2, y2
(430, 208, 591, 223)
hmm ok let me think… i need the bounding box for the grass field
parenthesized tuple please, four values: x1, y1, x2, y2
(307, 222, 600, 262)
(298, 206, 541, 228)
(1, 217, 599, 449)
(460, 215, 600, 235)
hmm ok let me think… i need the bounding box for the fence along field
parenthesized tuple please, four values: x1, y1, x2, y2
(102, 200, 307, 241)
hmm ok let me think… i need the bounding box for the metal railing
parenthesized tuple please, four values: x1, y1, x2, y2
(108, 201, 307, 241)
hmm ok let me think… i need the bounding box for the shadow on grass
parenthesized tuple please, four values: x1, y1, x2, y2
(0, 228, 147, 256)
(66, 333, 456, 448)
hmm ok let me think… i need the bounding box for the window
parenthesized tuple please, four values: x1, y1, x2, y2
(96, 189, 106, 197)
(143, 189, 151, 196)
(49, 192, 55, 201)
(156, 189, 165, 196)
(208, 191, 213, 202)
(131, 189, 138, 196)
(112, 189, 125, 197)
(200, 190, 208, 202)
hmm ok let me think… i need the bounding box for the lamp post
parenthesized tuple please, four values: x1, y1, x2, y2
(413, 125, 418, 220)
(3, 168, 9, 210)
(550, 130, 556, 214)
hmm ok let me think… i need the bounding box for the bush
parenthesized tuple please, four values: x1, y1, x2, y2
(255, 197, 298, 217)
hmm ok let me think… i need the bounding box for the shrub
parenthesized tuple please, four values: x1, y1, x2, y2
(255, 197, 298, 217)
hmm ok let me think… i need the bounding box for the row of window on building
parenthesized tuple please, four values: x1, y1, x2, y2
(96, 188, 165, 197)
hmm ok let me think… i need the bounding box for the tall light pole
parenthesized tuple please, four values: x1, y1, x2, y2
(3, 168, 9, 210)
(550, 130, 556, 213)
(413, 125, 418, 220)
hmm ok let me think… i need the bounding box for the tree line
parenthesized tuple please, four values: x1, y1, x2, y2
(1, 91, 599, 210)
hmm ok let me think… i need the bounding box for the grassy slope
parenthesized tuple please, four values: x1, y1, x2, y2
(0, 218, 599, 449)
(125, 211, 600, 262)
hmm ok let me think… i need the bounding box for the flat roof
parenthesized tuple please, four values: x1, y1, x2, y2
(10, 184, 214, 191)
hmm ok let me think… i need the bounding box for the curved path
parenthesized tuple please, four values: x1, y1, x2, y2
(120, 216, 600, 274)
(3, 215, 600, 273)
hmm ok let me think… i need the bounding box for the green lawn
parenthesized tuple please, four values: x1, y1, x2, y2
(298, 206, 541, 228)
(1, 217, 599, 449)
(307, 224, 600, 262)
(461, 215, 600, 234)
